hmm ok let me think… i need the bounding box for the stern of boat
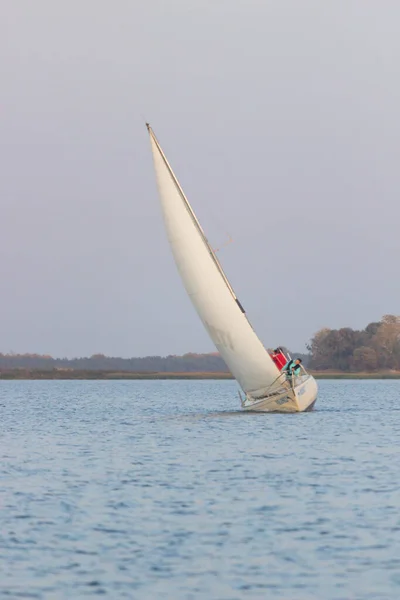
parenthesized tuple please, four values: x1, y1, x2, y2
(293, 374, 318, 412)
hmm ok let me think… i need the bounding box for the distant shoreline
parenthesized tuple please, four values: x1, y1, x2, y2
(1, 370, 399, 380)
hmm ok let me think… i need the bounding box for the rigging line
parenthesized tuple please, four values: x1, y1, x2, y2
(203, 201, 234, 253)
(179, 156, 234, 256)
(213, 234, 234, 254)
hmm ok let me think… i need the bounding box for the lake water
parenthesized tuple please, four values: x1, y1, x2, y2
(1, 379, 399, 599)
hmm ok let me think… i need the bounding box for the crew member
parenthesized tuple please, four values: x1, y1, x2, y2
(282, 358, 302, 379)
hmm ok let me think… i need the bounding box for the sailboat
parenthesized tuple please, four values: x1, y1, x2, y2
(147, 124, 318, 412)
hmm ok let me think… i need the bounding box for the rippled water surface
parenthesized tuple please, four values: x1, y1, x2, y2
(1, 379, 400, 599)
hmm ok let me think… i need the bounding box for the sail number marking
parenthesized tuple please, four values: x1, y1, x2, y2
(206, 323, 235, 351)
(276, 397, 289, 405)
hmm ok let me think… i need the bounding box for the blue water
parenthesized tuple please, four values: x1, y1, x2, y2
(1, 379, 400, 599)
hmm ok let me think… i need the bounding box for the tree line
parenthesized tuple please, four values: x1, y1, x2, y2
(0, 350, 308, 373)
(0, 352, 229, 373)
(307, 315, 400, 372)
(1, 315, 398, 373)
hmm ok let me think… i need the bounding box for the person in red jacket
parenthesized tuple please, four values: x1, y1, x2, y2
(270, 347, 287, 370)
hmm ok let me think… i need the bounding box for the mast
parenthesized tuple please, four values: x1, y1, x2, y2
(146, 123, 246, 314)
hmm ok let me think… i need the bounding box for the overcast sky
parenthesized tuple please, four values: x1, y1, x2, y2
(1, 0, 399, 358)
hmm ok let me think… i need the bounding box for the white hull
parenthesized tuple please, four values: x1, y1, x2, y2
(241, 375, 318, 413)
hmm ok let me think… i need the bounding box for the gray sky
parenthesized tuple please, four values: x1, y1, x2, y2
(1, 0, 399, 358)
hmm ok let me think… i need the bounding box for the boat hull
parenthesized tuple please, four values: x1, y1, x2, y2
(241, 375, 318, 413)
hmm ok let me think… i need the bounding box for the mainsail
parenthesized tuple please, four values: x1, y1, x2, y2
(147, 124, 280, 397)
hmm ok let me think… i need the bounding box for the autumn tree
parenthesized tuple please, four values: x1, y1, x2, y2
(351, 347, 378, 372)
(308, 316, 400, 371)
(371, 315, 400, 369)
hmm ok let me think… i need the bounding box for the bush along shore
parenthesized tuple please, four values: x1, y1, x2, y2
(0, 369, 399, 380)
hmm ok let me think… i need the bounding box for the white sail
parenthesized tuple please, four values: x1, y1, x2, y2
(147, 125, 280, 397)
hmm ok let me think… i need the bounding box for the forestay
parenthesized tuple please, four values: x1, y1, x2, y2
(147, 125, 280, 397)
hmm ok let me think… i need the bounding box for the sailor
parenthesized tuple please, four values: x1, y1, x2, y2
(282, 358, 302, 379)
(271, 347, 286, 369)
